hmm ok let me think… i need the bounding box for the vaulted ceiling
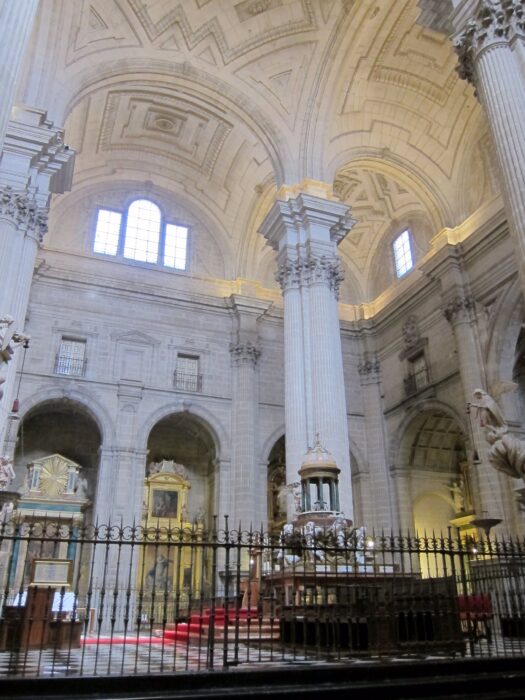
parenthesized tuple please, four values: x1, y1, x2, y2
(20, 0, 499, 304)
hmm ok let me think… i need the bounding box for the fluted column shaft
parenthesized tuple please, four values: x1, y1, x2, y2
(455, 1, 525, 292)
(259, 189, 357, 521)
(282, 276, 309, 493)
(0, 0, 40, 154)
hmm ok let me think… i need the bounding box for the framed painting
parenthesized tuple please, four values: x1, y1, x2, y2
(151, 489, 179, 519)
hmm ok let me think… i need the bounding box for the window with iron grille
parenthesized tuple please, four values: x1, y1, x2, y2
(174, 354, 201, 392)
(404, 352, 429, 396)
(54, 339, 86, 377)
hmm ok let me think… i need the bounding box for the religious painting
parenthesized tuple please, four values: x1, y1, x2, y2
(151, 489, 179, 519)
(144, 548, 173, 590)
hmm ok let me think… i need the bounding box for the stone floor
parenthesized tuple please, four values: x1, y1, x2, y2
(0, 632, 524, 678)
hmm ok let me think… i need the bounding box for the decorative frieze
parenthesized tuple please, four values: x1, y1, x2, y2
(0, 185, 48, 241)
(455, 0, 525, 87)
(230, 341, 260, 366)
(443, 295, 476, 325)
(276, 253, 344, 297)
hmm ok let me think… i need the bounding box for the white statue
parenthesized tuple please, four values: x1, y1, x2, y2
(354, 525, 368, 565)
(472, 388, 525, 481)
(0, 456, 15, 491)
(74, 475, 90, 499)
(0, 500, 14, 522)
(303, 520, 325, 562)
(330, 515, 349, 548)
(471, 388, 506, 428)
(0, 315, 30, 400)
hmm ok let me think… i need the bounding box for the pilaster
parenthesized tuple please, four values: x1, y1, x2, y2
(358, 350, 392, 530)
(227, 295, 269, 528)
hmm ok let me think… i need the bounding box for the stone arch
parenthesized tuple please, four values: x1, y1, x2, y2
(332, 155, 447, 233)
(390, 399, 469, 470)
(137, 401, 228, 463)
(15, 387, 116, 447)
(485, 276, 523, 387)
(259, 424, 286, 466)
(61, 63, 288, 186)
(48, 178, 235, 279)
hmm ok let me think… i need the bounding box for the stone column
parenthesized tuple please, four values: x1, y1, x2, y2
(0, 108, 74, 444)
(0, 0, 40, 154)
(259, 183, 357, 521)
(455, 1, 525, 293)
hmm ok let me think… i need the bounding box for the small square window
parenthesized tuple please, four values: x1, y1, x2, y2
(174, 354, 201, 392)
(55, 338, 86, 377)
(393, 230, 414, 278)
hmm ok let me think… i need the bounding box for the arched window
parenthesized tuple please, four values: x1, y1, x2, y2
(93, 198, 189, 270)
(393, 229, 414, 278)
(124, 199, 161, 263)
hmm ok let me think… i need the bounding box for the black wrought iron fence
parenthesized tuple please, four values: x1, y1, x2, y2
(1, 517, 525, 677)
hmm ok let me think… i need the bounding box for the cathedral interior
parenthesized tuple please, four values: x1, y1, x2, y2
(1, 0, 525, 545)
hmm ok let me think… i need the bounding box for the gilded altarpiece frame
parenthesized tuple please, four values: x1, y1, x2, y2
(139, 461, 205, 613)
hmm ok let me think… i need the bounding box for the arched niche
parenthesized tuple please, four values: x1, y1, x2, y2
(397, 409, 472, 535)
(146, 412, 217, 527)
(12, 398, 102, 519)
(267, 435, 286, 535)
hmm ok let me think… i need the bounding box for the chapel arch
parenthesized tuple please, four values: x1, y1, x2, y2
(396, 409, 472, 536)
(267, 435, 286, 535)
(12, 397, 102, 520)
(146, 412, 217, 528)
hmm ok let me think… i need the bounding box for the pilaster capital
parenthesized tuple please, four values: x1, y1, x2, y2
(0, 185, 48, 241)
(358, 354, 381, 383)
(455, 0, 525, 87)
(443, 295, 476, 325)
(230, 341, 260, 366)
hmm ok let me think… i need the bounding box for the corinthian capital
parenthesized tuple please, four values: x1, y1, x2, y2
(276, 260, 302, 292)
(0, 185, 48, 241)
(230, 341, 260, 366)
(443, 295, 476, 325)
(303, 253, 345, 297)
(276, 254, 344, 298)
(455, 1, 525, 87)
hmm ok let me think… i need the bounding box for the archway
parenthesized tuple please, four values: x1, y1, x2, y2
(267, 435, 286, 535)
(146, 412, 217, 527)
(397, 409, 472, 530)
(13, 398, 102, 514)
